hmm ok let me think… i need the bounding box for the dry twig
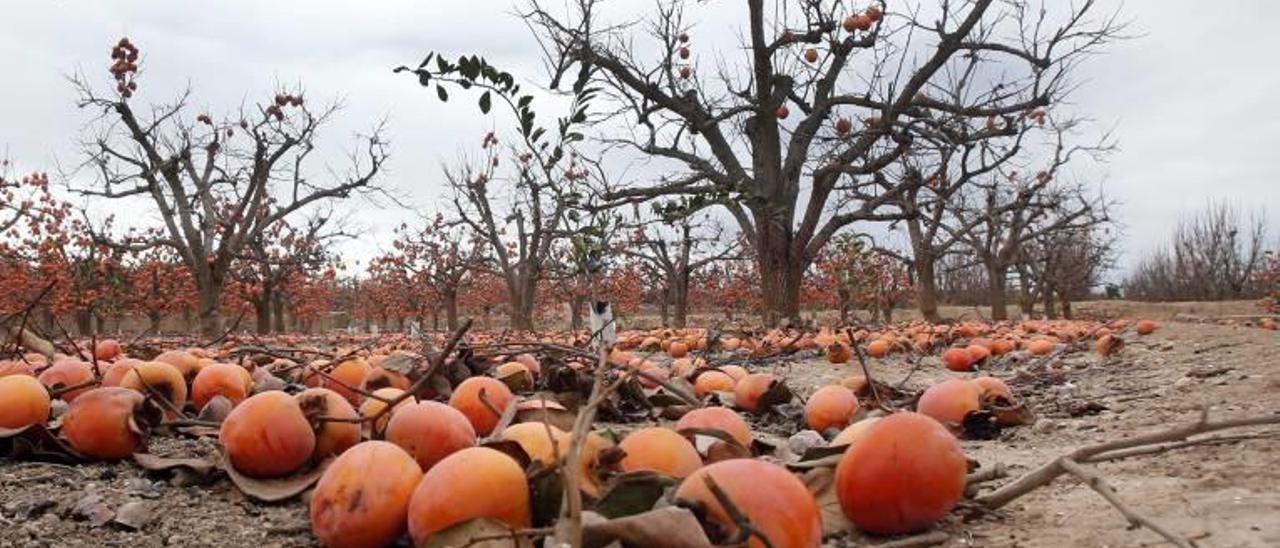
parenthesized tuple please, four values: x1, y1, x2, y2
(872, 531, 950, 548)
(1057, 458, 1195, 548)
(977, 410, 1280, 546)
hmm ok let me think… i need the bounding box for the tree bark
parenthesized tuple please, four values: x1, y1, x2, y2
(671, 271, 690, 329)
(915, 252, 943, 323)
(657, 290, 670, 327)
(197, 282, 224, 338)
(756, 224, 804, 326)
(272, 292, 286, 333)
(838, 287, 851, 324)
(507, 272, 538, 331)
(1042, 284, 1058, 319)
(254, 296, 271, 335)
(75, 310, 93, 336)
(987, 263, 1010, 321)
(444, 289, 460, 331)
(1059, 290, 1073, 320)
(1019, 286, 1036, 318)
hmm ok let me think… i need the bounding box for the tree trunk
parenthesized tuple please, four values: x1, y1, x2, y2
(1058, 290, 1073, 320)
(1042, 284, 1058, 319)
(1019, 285, 1036, 318)
(254, 287, 271, 335)
(671, 272, 690, 329)
(272, 292, 286, 333)
(986, 263, 1009, 321)
(758, 260, 803, 326)
(838, 289, 850, 325)
(569, 295, 585, 331)
(147, 311, 162, 334)
(444, 289, 460, 331)
(75, 310, 93, 336)
(197, 284, 224, 338)
(254, 297, 271, 335)
(756, 228, 804, 326)
(657, 290, 670, 327)
(915, 252, 943, 323)
(507, 273, 538, 331)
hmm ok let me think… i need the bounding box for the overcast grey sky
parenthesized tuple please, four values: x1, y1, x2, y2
(2, 0, 1278, 276)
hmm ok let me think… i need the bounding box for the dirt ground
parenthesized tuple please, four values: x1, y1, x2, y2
(768, 320, 1280, 548)
(1, 318, 1276, 547)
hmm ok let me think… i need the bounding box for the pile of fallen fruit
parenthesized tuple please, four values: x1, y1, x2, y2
(1, 316, 1271, 547)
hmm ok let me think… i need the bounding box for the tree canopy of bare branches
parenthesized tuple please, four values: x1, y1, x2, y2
(1126, 202, 1270, 302)
(502, 0, 1123, 325)
(72, 38, 387, 336)
(624, 215, 742, 327)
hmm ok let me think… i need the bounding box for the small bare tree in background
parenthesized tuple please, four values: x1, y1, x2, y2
(231, 214, 348, 334)
(624, 215, 740, 328)
(1125, 202, 1269, 301)
(378, 214, 489, 331)
(941, 116, 1113, 321)
(1019, 225, 1117, 319)
(443, 136, 588, 331)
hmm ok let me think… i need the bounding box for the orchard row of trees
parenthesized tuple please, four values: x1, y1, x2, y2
(1124, 202, 1277, 303)
(20, 1, 1253, 337)
(379, 0, 1127, 328)
(0, 161, 342, 335)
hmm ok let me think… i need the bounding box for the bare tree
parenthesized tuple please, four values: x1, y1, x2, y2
(72, 38, 387, 336)
(396, 48, 605, 331)
(893, 115, 1110, 321)
(887, 127, 1034, 322)
(942, 117, 1112, 320)
(231, 213, 347, 334)
(1020, 224, 1116, 318)
(498, 0, 1122, 325)
(1125, 203, 1268, 301)
(381, 214, 489, 331)
(444, 136, 585, 330)
(625, 215, 740, 328)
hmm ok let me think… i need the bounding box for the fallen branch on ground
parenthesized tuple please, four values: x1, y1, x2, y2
(1057, 458, 1195, 548)
(975, 409, 1280, 547)
(872, 530, 950, 548)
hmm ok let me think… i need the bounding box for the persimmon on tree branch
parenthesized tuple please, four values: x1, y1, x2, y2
(70, 38, 387, 337)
